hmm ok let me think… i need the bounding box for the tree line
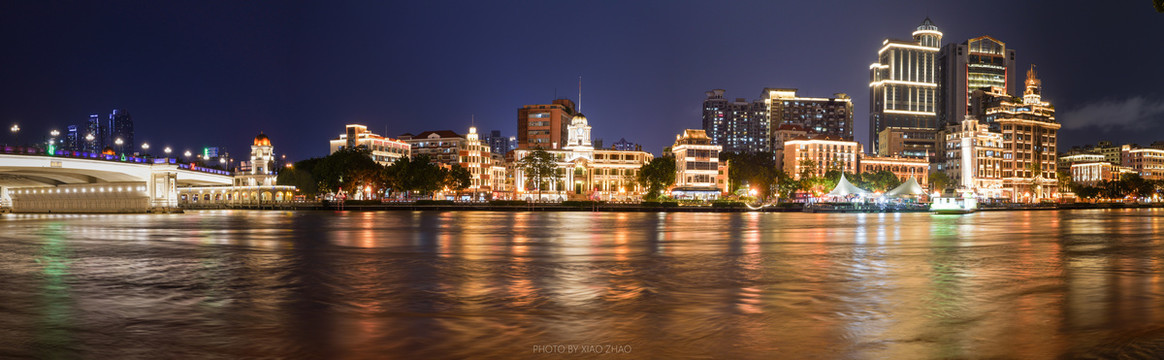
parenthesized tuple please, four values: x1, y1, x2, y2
(277, 147, 470, 198)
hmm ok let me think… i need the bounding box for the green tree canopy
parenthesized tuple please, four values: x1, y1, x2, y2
(638, 156, 676, 200)
(928, 171, 952, 192)
(721, 151, 780, 199)
(518, 148, 560, 198)
(314, 147, 385, 194)
(276, 157, 322, 196)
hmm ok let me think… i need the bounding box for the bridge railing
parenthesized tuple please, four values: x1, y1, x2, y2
(1, 145, 234, 176)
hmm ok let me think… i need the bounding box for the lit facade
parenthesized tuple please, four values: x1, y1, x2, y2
(763, 88, 852, 141)
(771, 124, 808, 170)
(671, 129, 727, 199)
(517, 99, 575, 150)
(937, 35, 1017, 129)
(702, 89, 770, 153)
(783, 137, 860, 180)
(992, 67, 1059, 202)
(1057, 153, 1104, 173)
(512, 113, 653, 201)
(940, 117, 1005, 197)
(1121, 145, 1164, 180)
(329, 124, 411, 165)
(877, 127, 937, 158)
(1071, 162, 1133, 186)
(859, 155, 929, 187)
(458, 126, 496, 198)
(398, 130, 465, 165)
(869, 18, 941, 154)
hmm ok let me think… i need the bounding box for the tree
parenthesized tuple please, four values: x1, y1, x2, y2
(774, 170, 799, 200)
(929, 171, 952, 192)
(313, 147, 385, 196)
(442, 165, 472, 192)
(722, 151, 779, 199)
(384, 154, 446, 198)
(797, 159, 818, 181)
(1156, 0, 1164, 13)
(518, 148, 560, 200)
(1057, 170, 1073, 194)
(276, 157, 322, 197)
(638, 156, 676, 200)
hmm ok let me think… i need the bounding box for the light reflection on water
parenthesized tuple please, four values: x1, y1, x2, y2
(0, 209, 1163, 358)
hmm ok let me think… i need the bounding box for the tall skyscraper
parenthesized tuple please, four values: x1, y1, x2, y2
(701, 89, 769, 154)
(937, 35, 1017, 129)
(85, 114, 102, 152)
(869, 17, 942, 155)
(762, 88, 852, 141)
(106, 109, 134, 152)
(517, 99, 575, 150)
(64, 125, 80, 152)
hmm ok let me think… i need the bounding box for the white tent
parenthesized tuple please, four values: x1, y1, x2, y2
(885, 177, 926, 197)
(826, 174, 871, 197)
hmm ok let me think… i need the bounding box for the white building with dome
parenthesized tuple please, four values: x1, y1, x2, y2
(511, 112, 653, 201)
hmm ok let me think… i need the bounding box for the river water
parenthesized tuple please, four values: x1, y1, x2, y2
(1, 209, 1163, 359)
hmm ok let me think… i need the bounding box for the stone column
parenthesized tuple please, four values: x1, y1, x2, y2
(0, 185, 10, 210)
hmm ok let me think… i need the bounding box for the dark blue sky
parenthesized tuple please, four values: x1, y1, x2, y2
(2, 1, 1162, 161)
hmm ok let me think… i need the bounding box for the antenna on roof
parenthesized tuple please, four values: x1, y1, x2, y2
(578, 75, 582, 112)
(471, 114, 475, 127)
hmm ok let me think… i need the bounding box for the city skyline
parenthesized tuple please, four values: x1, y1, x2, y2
(1, 1, 1162, 162)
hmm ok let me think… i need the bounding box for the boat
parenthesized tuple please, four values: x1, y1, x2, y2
(930, 189, 977, 214)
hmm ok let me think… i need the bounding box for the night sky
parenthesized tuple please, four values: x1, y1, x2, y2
(2, 1, 1162, 162)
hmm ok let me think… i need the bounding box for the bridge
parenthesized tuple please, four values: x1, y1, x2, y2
(0, 146, 234, 213)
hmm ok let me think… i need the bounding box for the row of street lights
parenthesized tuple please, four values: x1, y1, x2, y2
(10, 122, 196, 162)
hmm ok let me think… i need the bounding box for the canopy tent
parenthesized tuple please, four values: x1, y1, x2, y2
(885, 177, 925, 197)
(826, 174, 871, 197)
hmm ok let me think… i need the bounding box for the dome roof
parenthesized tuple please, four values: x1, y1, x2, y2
(571, 112, 588, 124)
(916, 17, 939, 32)
(254, 132, 271, 147)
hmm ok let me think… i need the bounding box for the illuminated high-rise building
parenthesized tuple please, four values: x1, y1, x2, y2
(701, 89, 769, 153)
(762, 88, 852, 141)
(869, 17, 941, 155)
(517, 99, 575, 150)
(937, 35, 1017, 129)
(107, 109, 134, 153)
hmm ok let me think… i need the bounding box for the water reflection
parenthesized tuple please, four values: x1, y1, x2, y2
(1, 209, 1164, 358)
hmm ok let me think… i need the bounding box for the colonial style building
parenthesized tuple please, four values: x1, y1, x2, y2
(859, 155, 929, 187)
(511, 112, 653, 201)
(783, 137, 861, 180)
(940, 116, 1005, 198)
(398, 130, 465, 166)
(992, 66, 1060, 202)
(1121, 145, 1164, 180)
(329, 124, 411, 165)
(179, 132, 297, 206)
(671, 129, 728, 199)
(458, 126, 496, 199)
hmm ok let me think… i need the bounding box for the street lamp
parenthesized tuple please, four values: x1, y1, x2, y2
(85, 133, 95, 152)
(164, 146, 172, 157)
(50, 130, 59, 137)
(141, 143, 150, 157)
(114, 138, 124, 154)
(9, 124, 19, 146)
